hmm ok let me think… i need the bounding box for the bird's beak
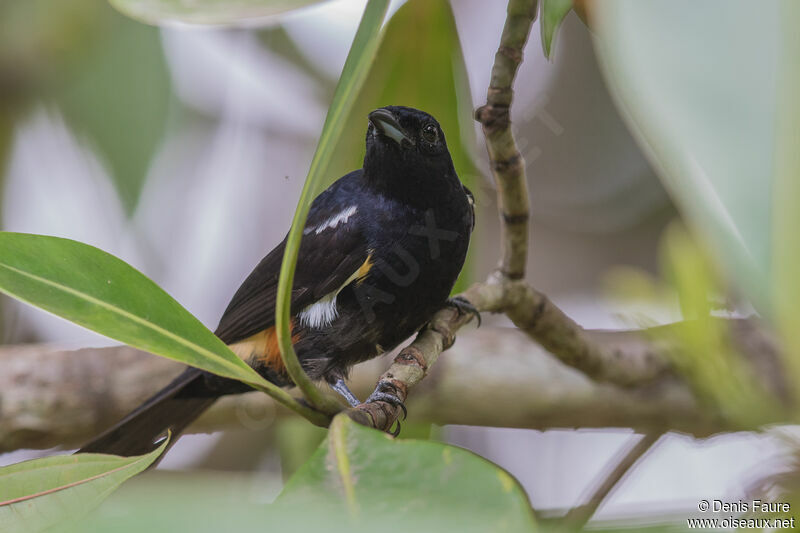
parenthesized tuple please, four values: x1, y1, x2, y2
(369, 109, 414, 147)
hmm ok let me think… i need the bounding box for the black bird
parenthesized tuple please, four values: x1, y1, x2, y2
(79, 106, 476, 457)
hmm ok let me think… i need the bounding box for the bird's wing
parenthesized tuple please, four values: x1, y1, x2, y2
(214, 188, 369, 345)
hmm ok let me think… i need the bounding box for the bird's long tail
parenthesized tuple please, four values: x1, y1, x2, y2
(77, 368, 218, 457)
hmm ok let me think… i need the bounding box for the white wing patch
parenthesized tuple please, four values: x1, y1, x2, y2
(304, 205, 357, 235)
(298, 292, 339, 329)
(297, 252, 373, 330)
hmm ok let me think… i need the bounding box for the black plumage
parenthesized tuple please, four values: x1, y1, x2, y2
(79, 106, 474, 456)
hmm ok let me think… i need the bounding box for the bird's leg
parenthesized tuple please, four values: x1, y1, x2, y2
(331, 378, 361, 407)
(445, 295, 481, 327)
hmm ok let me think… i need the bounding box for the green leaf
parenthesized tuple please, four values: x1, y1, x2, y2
(0, 232, 326, 425)
(0, 232, 259, 383)
(278, 415, 537, 532)
(274, 0, 389, 410)
(590, 0, 783, 314)
(108, 0, 328, 25)
(540, 0, 573, 59)
(275, 418, 327, 480)
(324, 0, 479, 292)
(0, 437, 167, 533)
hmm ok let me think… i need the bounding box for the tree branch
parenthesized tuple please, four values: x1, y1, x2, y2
(2, 321, 784, 453)
(504, 283, 671, 386)
(346, 304, 475, 431)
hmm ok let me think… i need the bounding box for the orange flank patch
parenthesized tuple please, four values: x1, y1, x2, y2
(227, 320, 301, 375)
(356, 253, 373, 284)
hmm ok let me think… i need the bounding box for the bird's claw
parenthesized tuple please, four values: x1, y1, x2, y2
(366, 390, 408, 420)
(446, 296, 481, 327)
(365, 387, 407, 436)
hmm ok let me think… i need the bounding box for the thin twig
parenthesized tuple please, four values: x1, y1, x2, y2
(475, 0, 538, 280)
(561, 433, 663, 531)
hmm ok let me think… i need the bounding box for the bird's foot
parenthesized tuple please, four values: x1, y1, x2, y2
(331, 378, 361, 408)
(365, 383, 407, 437)
(446, 295, 481, 327)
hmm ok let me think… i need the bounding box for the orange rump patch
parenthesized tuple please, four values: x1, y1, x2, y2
(227, 320, 301, 375)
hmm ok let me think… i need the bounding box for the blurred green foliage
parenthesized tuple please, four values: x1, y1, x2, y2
(275, 415, 538, 531)
(659, 227, 782, 427)
(0, 1, 170, 212)
(275, 417, 327, 480)
(0, 437, 167, 533)
(59, 416, 537, 532)
(592, 0, 781, 316)
(53, 9, 171, 212)
(607, 224, 784, 429)
(110, 0, 328, 25)
(0, 0, 104, 105)
(594, 0, 800, 425)
(770, 0, 800, 406)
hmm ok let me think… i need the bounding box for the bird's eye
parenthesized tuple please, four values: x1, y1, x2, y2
(421, 123, 437, 143)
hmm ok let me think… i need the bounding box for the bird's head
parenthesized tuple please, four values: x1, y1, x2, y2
(363, 106, 457, 195)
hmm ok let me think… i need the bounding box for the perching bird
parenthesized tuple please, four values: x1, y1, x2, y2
(79, 106, 476, 457)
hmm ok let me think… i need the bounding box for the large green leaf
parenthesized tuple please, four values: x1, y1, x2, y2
(0, 232, 324, 422)
(274, 0, 389, 410)
(64, 417, 535, 532)
(109, 0, 328, 25)
(0, 438, 167, 533)
(324, 0, 478, 291)
(0, 232, 256, 382)
(277, 415, 537, 532)
(590, 0, 783, 314)
(59, 418, 536, 532)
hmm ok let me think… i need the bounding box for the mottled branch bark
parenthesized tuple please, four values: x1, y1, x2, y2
(474, 0, 537, 280)
(347, 305, 475, 431)
(504, 283, 670, 386)
(1, 328, 766, 453)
